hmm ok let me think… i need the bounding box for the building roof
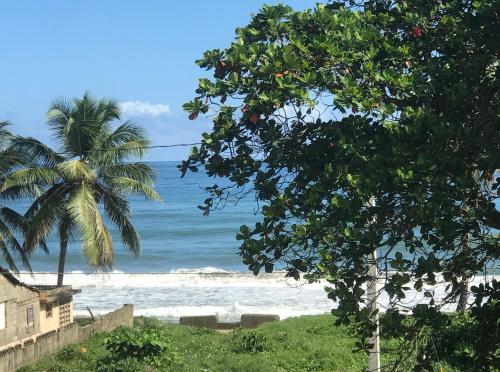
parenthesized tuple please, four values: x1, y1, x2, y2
(0, 267, 81, 302)
(0, 266, 33, 289)
(35, 285, 80, 304)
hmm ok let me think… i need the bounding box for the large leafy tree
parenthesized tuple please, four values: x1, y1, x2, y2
(3, 94, 162, 285)
(0, 121, 33, 272)
(182, 1, 499, 369)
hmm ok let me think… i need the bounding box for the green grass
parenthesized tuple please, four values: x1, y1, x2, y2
(18, 315, 453, 372)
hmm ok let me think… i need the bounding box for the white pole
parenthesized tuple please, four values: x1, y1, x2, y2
(367, 248, 381, 372)
(366, 196, 380, 372)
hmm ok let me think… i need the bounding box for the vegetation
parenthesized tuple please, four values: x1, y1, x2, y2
(182, 0, 499, 369)
(18, 315, 476, 371)
(96, 326, 180, 371)
(1, 94, 162, 285)
(18, 314, 489, 371)
(0, 121, 33, 272)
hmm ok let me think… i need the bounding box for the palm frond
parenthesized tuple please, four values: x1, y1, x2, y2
(94, 96, 120, 124)
(46, 99, 75, 154)
(105, 176, 163, 201)
(0, 148, 25, 177)
(0, 206, 26, 233)
(0, 238, 17, 272)
(68, 184, 113, 269)
(0, 120, 14, 149)
(56, 160, 96, 183)
(10, 136, 65, 167)
(99, 162, 156, 184)
(99, 121, 146, 148)
(99, 186, 140, 256)
(0, 205, 49, 255)
(23, 184, 66, 253)
(1, 167, 60, 192)
(0, 184, 45, 201)
(0, 217, 31, 272)
(93, 140, 150, 166)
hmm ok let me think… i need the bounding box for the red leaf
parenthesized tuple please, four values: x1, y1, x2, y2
(249, 113, 259, 123)
(411, 26, 423, 38)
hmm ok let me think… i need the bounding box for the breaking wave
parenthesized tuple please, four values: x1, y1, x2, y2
(12, 269, 498, 322)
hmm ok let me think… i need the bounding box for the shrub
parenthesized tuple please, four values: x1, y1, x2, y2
(95, 356, 144, 372)
(274, 330, 288, 343)
(272, 353, 326, 372)
(96, 326, 180, 370)
(231, 329, 273, 353)
(105, 327, 170, 361)
(133, 316, 165, 329)
(381, 308, 500, 371)
(57, 345, 80, 361)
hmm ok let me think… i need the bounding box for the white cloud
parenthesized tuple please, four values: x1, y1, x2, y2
(119, 100, 171, 117)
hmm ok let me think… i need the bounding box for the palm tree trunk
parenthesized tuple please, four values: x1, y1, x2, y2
(57, 219, 71, 287)
(57, 236, 68, 286)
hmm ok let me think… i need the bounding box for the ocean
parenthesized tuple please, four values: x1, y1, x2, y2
(7, 161, 498, 321)
(8, 161, 333, 321)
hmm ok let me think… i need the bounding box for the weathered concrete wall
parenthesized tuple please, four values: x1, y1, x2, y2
(0, 304, 133, 372)
(0, 275, 40, 346)
(240, 314, 280, 328)
(179, 314, 280, 330)
(39, 303, 60, 334)
(180, 315, 218, 329)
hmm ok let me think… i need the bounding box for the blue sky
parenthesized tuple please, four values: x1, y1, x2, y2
(0, 0, 317, 160)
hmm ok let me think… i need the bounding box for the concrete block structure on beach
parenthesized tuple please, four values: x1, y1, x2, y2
(240, 314, 280, 328)
(179, 314, 280, 330)
(180, 315, 219, 329)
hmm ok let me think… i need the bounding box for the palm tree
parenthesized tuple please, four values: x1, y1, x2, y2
(2, 94, 162, 285)
(0, 120, 33, 272)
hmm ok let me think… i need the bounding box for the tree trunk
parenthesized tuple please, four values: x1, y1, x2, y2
(57, 236, 68, 287)
(367, 249, 381, 372)
(365, 197, 380, 372)
(456, 233, 470, 312)
(456, 277, 469, 312)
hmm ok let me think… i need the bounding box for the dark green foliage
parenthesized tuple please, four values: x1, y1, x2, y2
(231, 329, 273, 353)
(382, 308, 499, 371)
(95, 356, 144, 372)
(0, 121, 33, 272)
(98, 326, 179, 370)
(56, 345, 80, 361)
(104, 326, 170, 360)
(182, 0, 499, 369)
(19, 315, 380, 371)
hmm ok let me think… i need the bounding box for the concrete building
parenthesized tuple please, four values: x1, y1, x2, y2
(0, 268, 79, 349)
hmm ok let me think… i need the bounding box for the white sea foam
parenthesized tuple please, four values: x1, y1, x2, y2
(169, 267, 234, 274)
(14, 269, 319, 289)
(13, 269, 498, 322)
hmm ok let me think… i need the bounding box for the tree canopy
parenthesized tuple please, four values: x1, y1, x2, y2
(182, 1, 499, 369)
(0, 121, 33, 272)
(3, 94, 162, 285)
